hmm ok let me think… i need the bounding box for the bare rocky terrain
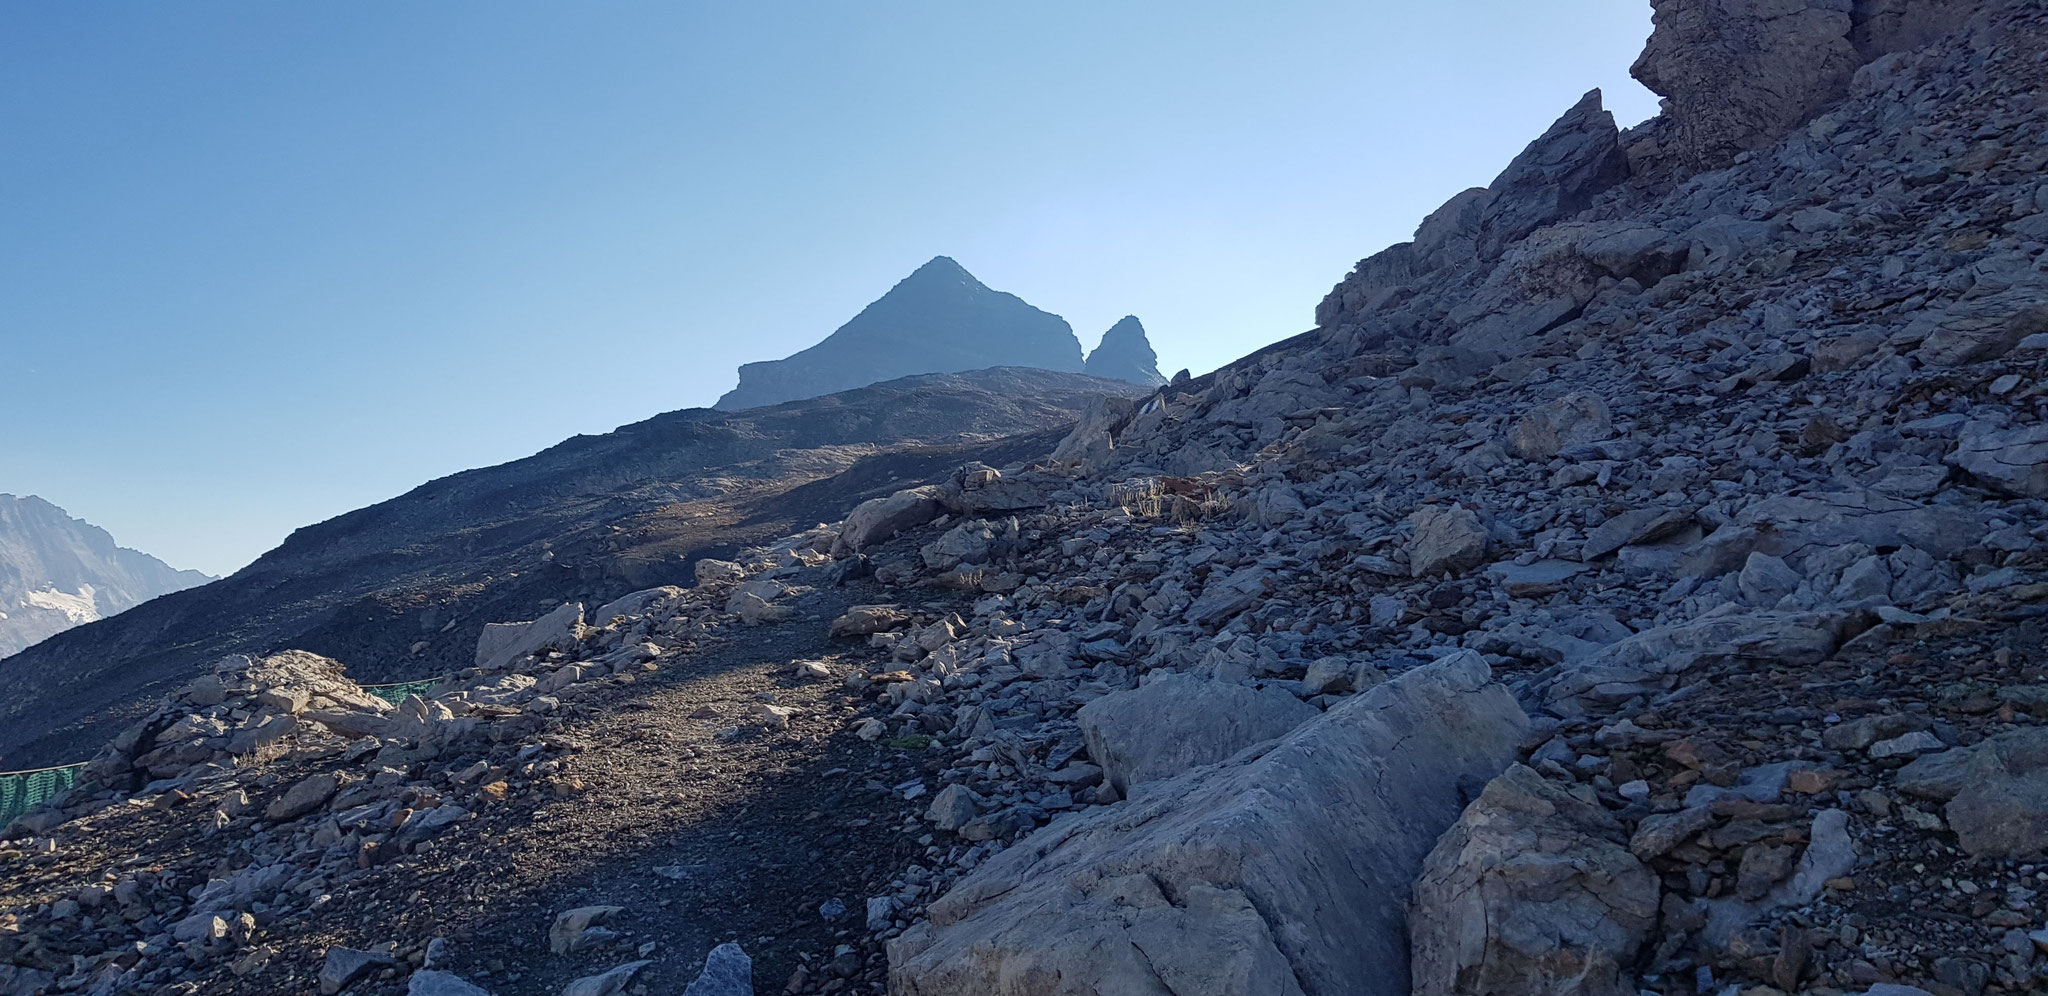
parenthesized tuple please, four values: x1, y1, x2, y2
(0, 368, 1144, 770)
(7, 1, 2048, 995)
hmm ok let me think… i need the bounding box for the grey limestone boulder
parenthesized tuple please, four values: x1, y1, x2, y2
(475, 602, 587, 671)
(831, 487, 945, 556)
(1074, 672, 1319, 796)
(1950, 421, 2048, 498)
(1411, 764, 1661, 996)
(409, 971, 493, 996)
(681, 943, 752, 996)
(1538, 610, 1846, 715)
(589, 586, 681, 625)
(888, 652, 1529, 996)
(1508, 393, 1613, 461)
(1894, 729, 2048, 859)
(1409, 504, 1490, 578)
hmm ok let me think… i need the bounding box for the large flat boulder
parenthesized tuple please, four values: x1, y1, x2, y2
(1075, 672, 1319, 796)
(888, 652, 1528, 996)
(474, 602, 587, 671)
(1895, 729, 2048, 859)
(830, 486, 945, 556)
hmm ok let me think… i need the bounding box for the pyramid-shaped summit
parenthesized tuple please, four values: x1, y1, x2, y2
(713, 257, 1087, 410)
(1084, 316, 1166, 387)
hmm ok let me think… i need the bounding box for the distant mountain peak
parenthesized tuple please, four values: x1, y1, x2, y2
(714, 257, 1090, 410)
(0, 494, 213, 659)
(1083, 316, 1166, 387)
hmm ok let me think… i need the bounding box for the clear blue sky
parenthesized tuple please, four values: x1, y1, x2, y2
(1, 2, 1658, 577)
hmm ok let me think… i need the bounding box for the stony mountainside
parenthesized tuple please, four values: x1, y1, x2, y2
(0, 495, 212, 660)
(1081, 316, 1167, 387)
(7, 2, 2048, 996)
(0, 368, 1143, 769)
(715, 258, 1096, 411)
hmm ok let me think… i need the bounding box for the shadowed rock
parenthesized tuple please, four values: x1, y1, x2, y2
(1083, 316, 1167, 387)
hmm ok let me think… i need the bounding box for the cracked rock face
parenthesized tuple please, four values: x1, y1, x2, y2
(1632, 0, 1863, 170)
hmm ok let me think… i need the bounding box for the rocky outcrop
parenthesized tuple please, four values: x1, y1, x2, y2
(715, 257, 1090, 410)
(1632, 0, 1996, 172)
(1411, 764, 1660, 996)
(1631, 0, 1863, 170)
(1083, 316, 1167, 387)
(0, 494, 213, 660)
(888, 653, 1527, 995)
(1475, 89, 1631, 259)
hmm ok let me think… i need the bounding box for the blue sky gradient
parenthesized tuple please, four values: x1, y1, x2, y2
(2, 2, 1659, 575)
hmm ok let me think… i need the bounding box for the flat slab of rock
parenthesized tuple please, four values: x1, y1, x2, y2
(409, 971, 494, 995)
(1075, 672, 1318, 796)
(475, 602, 587, 671)
(889, 652, 1528, 996)
(560, 960, 651, 996)
(1950, 421, 2048, 498)
(320, 946, 396, 995)
(1537, 610, 1845, 715)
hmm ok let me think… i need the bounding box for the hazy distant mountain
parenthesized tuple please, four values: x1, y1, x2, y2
(715, 257, 1091, 410)
(1083, 316, 1167, 387)
(0, 495, 213, 659)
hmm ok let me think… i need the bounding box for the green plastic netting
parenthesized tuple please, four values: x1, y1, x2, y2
(0, 763, 84, 825)
(362, 679, 442, 705)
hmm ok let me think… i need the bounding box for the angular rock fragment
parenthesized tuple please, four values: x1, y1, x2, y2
(1409, 504, 1490, 578)
(831, 487, 945, 556)
(1411, 764, 1660, 996)
(1508, 392, 1614, 461)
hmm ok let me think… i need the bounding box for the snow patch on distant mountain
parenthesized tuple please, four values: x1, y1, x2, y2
(23, 584, 101, 626)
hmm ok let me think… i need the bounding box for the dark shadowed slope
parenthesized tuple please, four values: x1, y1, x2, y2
(0, 367, 1145, 767)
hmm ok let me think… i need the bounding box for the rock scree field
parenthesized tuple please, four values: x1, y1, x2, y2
(8, 1, 2048, 994)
